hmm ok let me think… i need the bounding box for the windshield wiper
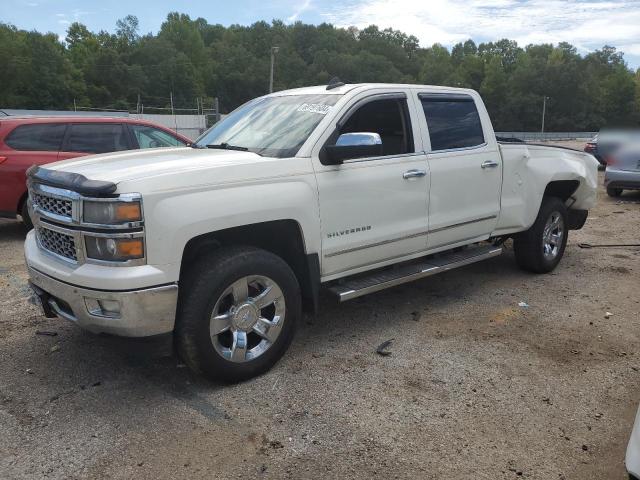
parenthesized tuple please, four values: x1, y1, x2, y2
(205, 142, 248, 151)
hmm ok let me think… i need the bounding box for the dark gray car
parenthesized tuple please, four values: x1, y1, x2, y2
(603, 131, 640, 197)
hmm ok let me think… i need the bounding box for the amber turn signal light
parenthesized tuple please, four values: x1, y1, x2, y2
(115, 203, 142, 221)
(116, 239, 144, 257)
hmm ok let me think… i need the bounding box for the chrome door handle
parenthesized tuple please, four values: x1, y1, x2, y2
(481, 160, 499, 169)
(403, 169, 427, 179)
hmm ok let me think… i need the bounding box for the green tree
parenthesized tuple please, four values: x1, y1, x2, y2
(0, 16, 638, 130)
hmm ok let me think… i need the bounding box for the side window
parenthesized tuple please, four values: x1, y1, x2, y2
(420, 95, 485, 151)
(339, 98, 414, 157)
(65, 124, 129, 154)
(130, 124, 185, 149)
(5, 124, 66, 151)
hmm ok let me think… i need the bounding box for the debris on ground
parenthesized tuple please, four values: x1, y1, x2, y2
(604, 312, 613, 319)
(518, 301, 529, 308)
(578, 242, 640, 249)
(50, 344, 60, 353)
(376, 339, 394, 356)
(35, 330, 58, 336)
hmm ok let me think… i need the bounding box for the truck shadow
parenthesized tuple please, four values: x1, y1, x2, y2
(3, 251, 523, 426)
(0, 218, 28, 240)
(302, 250, 521, 341)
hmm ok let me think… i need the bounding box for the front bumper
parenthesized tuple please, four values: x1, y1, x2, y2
(627, 405, 640, 478)
(27, 265, 178, 337)
(605, 167, 640, 190)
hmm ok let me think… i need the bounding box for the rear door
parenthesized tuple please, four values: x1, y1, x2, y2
(415, 91, 502, 250)
(58, 123, 131, 160)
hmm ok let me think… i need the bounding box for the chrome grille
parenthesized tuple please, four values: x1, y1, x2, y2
(33, 192, 73, 219)
(37, 226, 77, 262)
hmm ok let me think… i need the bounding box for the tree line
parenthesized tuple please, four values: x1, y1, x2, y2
(1, 13, 639, 131)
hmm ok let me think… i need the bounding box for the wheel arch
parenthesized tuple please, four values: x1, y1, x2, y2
(180, 220, 320, 313)
(543, 180, 580, 202)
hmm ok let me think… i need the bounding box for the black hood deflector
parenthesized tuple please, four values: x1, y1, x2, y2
(27, 166, 117, 196)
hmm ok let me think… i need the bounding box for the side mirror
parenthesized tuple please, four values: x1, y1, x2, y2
(323, 132, 383, 165)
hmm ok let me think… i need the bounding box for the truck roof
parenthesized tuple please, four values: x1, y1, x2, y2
(270, 83, 476, 96)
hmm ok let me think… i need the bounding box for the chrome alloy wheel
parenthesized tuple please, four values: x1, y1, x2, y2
(542, 211, 564, 261)
(210, 275, 285, 363)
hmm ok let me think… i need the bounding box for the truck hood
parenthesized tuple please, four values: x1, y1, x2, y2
(45, 147, 303, 186)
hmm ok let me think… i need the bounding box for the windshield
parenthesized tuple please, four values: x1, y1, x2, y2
(194, 94, 341, 158)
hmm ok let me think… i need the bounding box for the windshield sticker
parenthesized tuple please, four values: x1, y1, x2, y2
(297, 103, 332, 115)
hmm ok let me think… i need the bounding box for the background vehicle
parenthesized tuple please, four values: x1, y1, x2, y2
(24, 83, 598, 383)
(583, 134, 604, 167)
(586, 129, 640, 171)
(0, 116, 190, 228)
(603, 137, 640, 197)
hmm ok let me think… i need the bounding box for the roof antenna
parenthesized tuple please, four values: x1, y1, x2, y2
(326, 76, 345, 90)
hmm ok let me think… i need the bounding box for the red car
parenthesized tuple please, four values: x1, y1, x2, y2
(0, 116, 190, 228)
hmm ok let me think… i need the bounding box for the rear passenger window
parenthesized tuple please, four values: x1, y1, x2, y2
(5, 124, 66, 151)
(65, 124, 129, 154)
(420, 95, 485, 151)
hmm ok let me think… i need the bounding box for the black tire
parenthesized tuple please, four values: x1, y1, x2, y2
(175, 246, 301, 383)
(607, 186, 623, 197)
(513, 197, 568, 273)
(20, 201, 33, 230)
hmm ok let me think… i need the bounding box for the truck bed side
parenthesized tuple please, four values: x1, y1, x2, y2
(493, 143, 599, 236)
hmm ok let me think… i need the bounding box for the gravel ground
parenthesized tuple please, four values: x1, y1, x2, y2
(1, 144, 639, 479)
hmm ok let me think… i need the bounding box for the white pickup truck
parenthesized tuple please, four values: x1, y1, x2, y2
(25, 82, 598, 382)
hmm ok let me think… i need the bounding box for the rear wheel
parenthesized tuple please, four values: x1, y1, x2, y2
(607, 186, 623, 197)
(20, 201, 33, 230)
(175, 246, 300, 383)
(514, 197, 568, 273)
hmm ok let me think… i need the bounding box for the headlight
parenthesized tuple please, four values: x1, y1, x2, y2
(83, 200, 142, 224)
(85, 236, 144, 262)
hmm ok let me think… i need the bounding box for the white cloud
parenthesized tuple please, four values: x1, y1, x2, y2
(287, 0, 313, 23)
(321, 0, 640, 65)
(54, 9, 92, 27)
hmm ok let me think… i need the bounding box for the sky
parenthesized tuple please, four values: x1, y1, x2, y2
(1, 0, 639, 68)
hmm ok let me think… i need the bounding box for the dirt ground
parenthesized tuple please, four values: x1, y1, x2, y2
(1, 142, 639, 479)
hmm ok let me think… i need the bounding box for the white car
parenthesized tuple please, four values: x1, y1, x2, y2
(628, 405, 640, 478)
(24, 82, 599, 382)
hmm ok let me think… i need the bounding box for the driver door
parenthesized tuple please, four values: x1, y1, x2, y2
(312, 91, 430, 278)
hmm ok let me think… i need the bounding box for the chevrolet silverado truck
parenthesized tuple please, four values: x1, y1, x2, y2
(25, 83, 599, 382)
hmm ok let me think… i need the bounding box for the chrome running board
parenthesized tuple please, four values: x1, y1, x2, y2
(326, 244, 503, 302)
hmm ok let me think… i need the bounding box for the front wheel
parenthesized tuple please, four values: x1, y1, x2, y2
(513, 197, 568, 273)
(175, 246, 300, 383)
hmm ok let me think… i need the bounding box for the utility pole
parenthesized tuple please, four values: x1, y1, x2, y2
(170, 91, 177, 134)
(73, 98, 77, 112)
(541, 96, 549, 133)
(269, 46, 280, 93)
